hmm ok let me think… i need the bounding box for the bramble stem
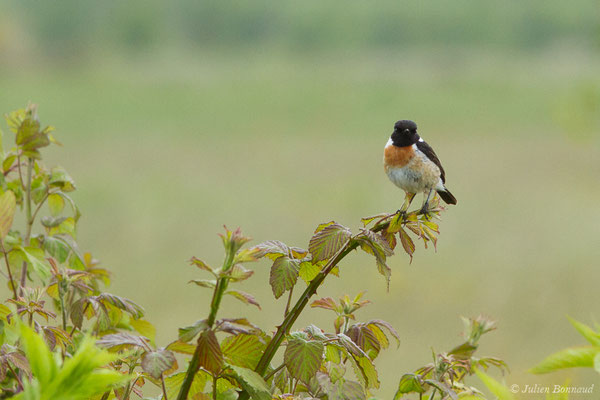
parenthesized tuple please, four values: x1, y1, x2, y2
(177, 239, 237, 400)
(0, 240, 18, 300)
(18, 158, 34, 295)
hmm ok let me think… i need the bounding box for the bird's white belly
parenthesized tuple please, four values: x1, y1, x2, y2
(385, 147, 443, 193)
(386, 165, 429, 193)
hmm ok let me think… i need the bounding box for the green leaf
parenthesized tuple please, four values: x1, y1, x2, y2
(166, 340, 196, 355)
(97, 332, 149, 350)
(16, 246, 51, 280)
(269, 256, 300, 299)
(308, 223, 352, 262)
(0, 190, 16, 239)
(395, 373, 425, 397)
(130, 319, 156, 343)
(366, 319, 400, 348)
(567, 316, 600, 346)
(43, 235, 70, 263)
(387, 213, 404, 234)
(190, 257, 217, 276)
(164, 371, 209, 400)
(398, 227, 415, 260)
(530, 346, 599, 374)
(346, 324, 381, 360)
(284, 332, 324, 384)
(179, 319, 209, 342)
(225, 290, 261, 309)
(253, 240, 291, 260)
(19, 322, 57, 385)
(222, 334, 266, 369)
(473, 367, 515, 400)
(47, 193, 65, 217)
(299, 260, 321, 283)
(197, 330, 224, 374)
(48, 166, 76, 192)
(229, 365, 272, 400)
(349, 354, 379, 389)
(226, 264, 254, 282)
(141, 349, 176, 379)
(594, 352, 600, 373)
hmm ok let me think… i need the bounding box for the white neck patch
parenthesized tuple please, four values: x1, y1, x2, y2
(385, 137, 394, 147)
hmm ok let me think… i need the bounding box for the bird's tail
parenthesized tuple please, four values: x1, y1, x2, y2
(437, 188, 457, 205)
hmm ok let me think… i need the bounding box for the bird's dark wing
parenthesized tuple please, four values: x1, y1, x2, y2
(416, 140, 446, 183)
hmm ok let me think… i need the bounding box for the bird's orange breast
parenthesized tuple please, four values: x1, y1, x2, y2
(384, 144, 414, 170)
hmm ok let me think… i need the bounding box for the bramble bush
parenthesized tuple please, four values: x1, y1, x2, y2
(0, 104, 588, 400)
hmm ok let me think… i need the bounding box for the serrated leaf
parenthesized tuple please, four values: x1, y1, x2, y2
(361, 214, 388, 227)
(225, 290, 261, 309)
(284, 332, 324, 384)
(398, 227, 415, 260)
(97, 332, 150, 350)
(226, 264, 254, 282)
(197, 330, 223, 374)
(310, 297, 339, 312)
(190, 257, 217, 276)
(366, 320, 400, 348)
(346, 324, 381, 360)
(0, 190, 16, 239)
(473, 368, 515, 400)
(141, 349, 176, 379)
(97, 293, 144, 319)
(179, 319, 209, 342)
(234, 247, 263, 263)
(387, 213, 404, 234)
(299, 261, 321, 284)
(253, 240, 291, 260)
(530, 346, 599, 374)
(229, 365, 271, 400)
(308, 223, 351, 262)
(221, 334, 266, 369)
(269, 256, 299, 299)
(43, 235, 70, 263)
(48, 166, 75, 192)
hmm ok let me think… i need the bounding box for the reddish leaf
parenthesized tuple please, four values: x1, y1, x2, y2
(197, 330, 223, 375)
(309, 223, 352, 262)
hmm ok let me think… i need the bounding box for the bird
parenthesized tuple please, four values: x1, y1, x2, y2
(383, 120, 457, 214)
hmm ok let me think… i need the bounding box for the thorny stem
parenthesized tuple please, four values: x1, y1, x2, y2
(284, 285, 294, 317)
(177, 240, 237, 400)
(238, 210, 424, 400)
(0, 240, 18, 300)
(18, 158, 34, 296)
(7, 362, 23, 391)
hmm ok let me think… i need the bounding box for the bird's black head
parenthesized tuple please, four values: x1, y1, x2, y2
(391, 120, 419, 147)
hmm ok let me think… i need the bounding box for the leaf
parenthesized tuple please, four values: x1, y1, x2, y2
(229, 365, 272, 400)
(234, 247, 264, 263)
(366, 320, 400, 348)
(567, 316, 600, 346)
(395, 373, 426, 397)
(269, 256, 300, 299)
(348, 353, 379, 389)
(299, 260, 321, 284)
(16, 246, 51, 280)
(179, 319, 209, 342)
(0, 190, 16, 239)
(530, 346, 599, 374)
(398, 227, 415, 260)
(97, 332, 150, 350)
(473, 367, 515, 400)
(47, 193, 65, 217)
(190, 257, 217, 276)
(166, 340, 196, 355)
(387, 213, 404, 234)
(97, 293, 144, 319)
(310, 297, 339, 312)
(197, 330, 224, 374)
(284, 332, 324, 384)
(131, 319, 156, 343)
(253, 240, 291, 260)
(361, 213, 388, 227)
(225, 290, 261, 309)
(346, 324, 381, 360)
(48, 166, 76, 192)
(221, 334, 266, 369)
(164, 371, 209, 400)
(226, 264, 254, 282)
(141, 349, 176, 379)
(43, 235, 70, 263)
(308, 223, 351, 262)
(189, 279, 217, 288)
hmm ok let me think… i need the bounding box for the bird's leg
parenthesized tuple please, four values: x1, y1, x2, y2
(397, 192, 416, 216)
(420, 189, 433, 217)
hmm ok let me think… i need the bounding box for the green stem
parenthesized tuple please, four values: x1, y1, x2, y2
(263, 363, 285, 382)
(212, 375, 218, 400)
(238, 216, 397, 400)
(18, 158, 34, 295)
(283, 285, 294, 317)
(177, 241, 237, 400)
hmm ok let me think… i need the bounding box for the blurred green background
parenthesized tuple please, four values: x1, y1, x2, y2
(1, 1, 600, 397)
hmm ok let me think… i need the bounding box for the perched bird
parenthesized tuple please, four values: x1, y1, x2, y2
(383, 120, 457, 213)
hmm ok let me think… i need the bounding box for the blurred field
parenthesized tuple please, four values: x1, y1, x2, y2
(1, 51, 598, 397)
(1, 1, 600, 397)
